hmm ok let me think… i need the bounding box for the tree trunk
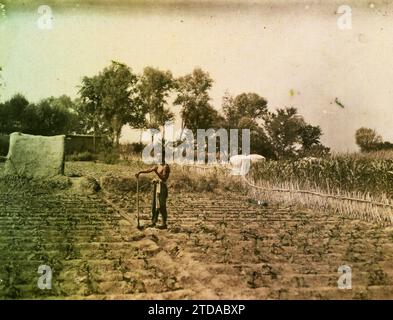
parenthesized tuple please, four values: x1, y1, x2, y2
(115, 127, 121, 147)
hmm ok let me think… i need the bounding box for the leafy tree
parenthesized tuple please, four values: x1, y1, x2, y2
(180, 101, 223, 133)
(175, 68, 221, 133)
(355, 127, 382, 152)
(299, 124, 322, 150)
(0, 94, 80, 136)
(0, 94, 30, 134)
(263, 107, 328, 159)
(298, 124, 330, 157)
(55, 96, 79, 134)
(222, 92, 268, 128)
(264, 107, 303, 159)
(238, 116, 276, 159)
(77, 77, 108, 138)
(138, 67, 174, 129)
(22, 96, 79, 135)
(78, 61, 145, 146)
(77, 75, 109, 139)
(222, 92, 274, 157)
(354, 127, 393, 152)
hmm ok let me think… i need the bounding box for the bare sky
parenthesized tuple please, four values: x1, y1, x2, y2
(0, 0, 392, 152)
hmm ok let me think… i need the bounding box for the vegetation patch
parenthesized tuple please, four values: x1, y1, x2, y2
(249, 156, 393, 198)
(0, 173, 72, 193)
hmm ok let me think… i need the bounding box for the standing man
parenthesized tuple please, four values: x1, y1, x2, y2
(136, 158, 170, 229)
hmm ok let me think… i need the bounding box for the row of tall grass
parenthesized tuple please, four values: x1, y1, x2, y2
(249, 154, 393, 198)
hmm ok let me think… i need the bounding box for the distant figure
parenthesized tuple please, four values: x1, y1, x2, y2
(136, 158, 170, 229)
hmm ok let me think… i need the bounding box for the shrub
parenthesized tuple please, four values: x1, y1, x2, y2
(169, 166, 245, 193)
(66, 151, 96, 162)
(130, 142, 145, 154)
(98, 151, 119, 165)
(119, 142, 146, 161)
(119, 143, 132, 161)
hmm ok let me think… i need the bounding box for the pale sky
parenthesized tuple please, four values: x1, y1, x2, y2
(0, 0, 392, 152)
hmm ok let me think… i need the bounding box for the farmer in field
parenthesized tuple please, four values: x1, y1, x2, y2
(135, 152, 170, 229)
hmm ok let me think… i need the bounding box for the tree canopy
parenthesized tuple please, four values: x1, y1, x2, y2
(175, 68, 223, 133)
(223, 92, 268, 128)
(1, 62, 330, 160)
(221, 93, 328, 159)
(355, 127, 393, 153)
(78, 61, 145, 146)
(138, 67, 174, 129)
(0, 94, 79, 136)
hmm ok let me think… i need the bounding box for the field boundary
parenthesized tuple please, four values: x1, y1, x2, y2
(242, 177, 393, 209)
(179, 163, 393, 224)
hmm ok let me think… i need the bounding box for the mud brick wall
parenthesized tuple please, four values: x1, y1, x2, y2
(4, 132, 65, 178)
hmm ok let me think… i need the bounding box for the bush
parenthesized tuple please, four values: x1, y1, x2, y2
(169, 166, 246, 193)
(119, 142, 146, 161)
(130, 142, 146, 154)
(66, 151, 96, 162)
(98, 151, 119, 164)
